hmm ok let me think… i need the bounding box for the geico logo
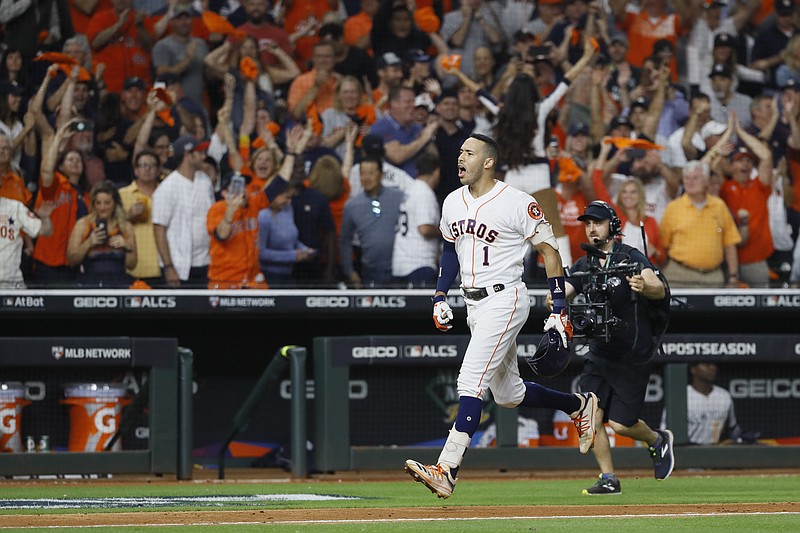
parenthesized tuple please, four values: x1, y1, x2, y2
(305, 296, 349, 308)
(404, 345, 458, 357)
(729, 379, 800, 399)
(74, 296, 118, 308)
(713, 295, 755, 307)
(0, 408, 17, 434)
(351, 346, 398, 358)
(94, 407, 117, 433)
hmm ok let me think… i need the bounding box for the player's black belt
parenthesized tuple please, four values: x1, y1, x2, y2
(462, 284, 506, 301)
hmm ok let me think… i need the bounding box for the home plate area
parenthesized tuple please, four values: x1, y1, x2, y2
(0, 494, 360, 510)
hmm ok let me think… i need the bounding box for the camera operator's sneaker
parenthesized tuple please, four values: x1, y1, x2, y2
(649, 429, 675, 480)
(404, 460, 456, 499)
(570, 392, 598, 454)
(582, 473, 622, 495)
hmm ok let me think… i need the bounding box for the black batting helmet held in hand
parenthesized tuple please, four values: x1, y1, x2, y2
(578, 200, 622, 237)
(525, 332, 571, 378)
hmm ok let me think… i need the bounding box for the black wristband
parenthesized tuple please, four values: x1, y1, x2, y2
(163, 264, 174, 270)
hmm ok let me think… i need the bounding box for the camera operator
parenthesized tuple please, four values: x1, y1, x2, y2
(546, 200, 671, 496)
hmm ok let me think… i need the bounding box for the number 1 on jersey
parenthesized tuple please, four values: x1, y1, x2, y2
(482, 245, 489, 266)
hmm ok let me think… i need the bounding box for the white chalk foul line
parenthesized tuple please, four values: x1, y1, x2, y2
(0, 494, 359, 510)
(2, 511, 799, 529)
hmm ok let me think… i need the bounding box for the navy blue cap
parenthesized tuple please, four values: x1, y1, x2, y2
(578, 202, 615, 222)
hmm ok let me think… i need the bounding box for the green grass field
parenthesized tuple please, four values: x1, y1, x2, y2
(2, 472, 799, 532)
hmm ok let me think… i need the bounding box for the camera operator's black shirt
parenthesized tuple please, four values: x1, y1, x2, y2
(566, 243, 657, 364)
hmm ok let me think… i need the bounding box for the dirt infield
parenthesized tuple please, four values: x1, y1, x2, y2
(3, 469, 799, 528)
(4, 502, 800, 527)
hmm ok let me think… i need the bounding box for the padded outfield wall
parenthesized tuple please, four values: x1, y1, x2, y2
(1, 288, 798, 470)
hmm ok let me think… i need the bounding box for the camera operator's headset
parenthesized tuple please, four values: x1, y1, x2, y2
(586, 200, 622, 240)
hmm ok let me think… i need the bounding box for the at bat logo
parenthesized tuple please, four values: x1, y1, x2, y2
(527, 201, 543, 220)
(2, 296, 44, 308)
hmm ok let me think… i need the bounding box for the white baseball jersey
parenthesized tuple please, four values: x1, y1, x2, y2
(440, 181, 548, 288)
(349, 161, 415, 196)
(502, 81, 569, 195)
(392, 179, 441, 277)
(0, 197, 43, 287)
(686, 385, 737, 445)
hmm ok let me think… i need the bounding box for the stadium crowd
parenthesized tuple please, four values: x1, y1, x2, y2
(2, 0, 800, 289)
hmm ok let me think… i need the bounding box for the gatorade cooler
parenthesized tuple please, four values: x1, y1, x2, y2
(0, 383, 30, 452)
(61, 383, 130, 452)
(540, 410, 579, 447)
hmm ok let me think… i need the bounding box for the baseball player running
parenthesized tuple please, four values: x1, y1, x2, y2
(405, 134, 598, 499)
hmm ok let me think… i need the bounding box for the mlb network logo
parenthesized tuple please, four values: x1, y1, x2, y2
(52, 346, 64, 360)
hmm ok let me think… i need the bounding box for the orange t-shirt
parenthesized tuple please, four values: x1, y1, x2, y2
(86, 8, 156, 93)
(288, 70, 337, 116)
(206, 184, 268, 288)
(33, 173, 83, 267)
(68, 0, 113, 36)
(619, 11, 681, 80)
(719, 177, 774, 264)
(0, 171, 32, 206)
